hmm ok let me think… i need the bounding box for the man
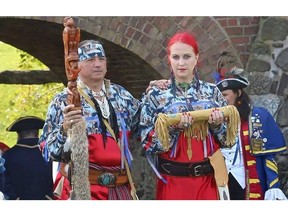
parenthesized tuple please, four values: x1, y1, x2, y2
(2, 116, 54, 200)
(39, 40, 141, 200)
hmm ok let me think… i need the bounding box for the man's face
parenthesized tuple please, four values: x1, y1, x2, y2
(79, 56, 107, 82)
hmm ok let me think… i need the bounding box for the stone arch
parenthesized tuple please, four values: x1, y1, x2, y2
(0, 16, 258, 98)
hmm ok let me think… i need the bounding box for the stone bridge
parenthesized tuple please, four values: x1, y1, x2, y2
(1, 16, 288, 199)
(0, 16, 259, 98)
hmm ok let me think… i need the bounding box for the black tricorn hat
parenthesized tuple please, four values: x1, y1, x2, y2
(216, 67, 250, 91)
(6, 116, 45, 132)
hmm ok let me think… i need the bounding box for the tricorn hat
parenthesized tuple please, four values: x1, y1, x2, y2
(6, 116, 45, 132)
(215, 67, 250, 91)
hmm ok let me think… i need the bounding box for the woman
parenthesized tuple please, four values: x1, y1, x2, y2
(140, 32, 231, 200)
(216, 69, 287, 200)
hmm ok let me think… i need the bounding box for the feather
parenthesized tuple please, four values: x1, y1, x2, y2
(211, 71, 221, 83)
(228, 66, 244, 75)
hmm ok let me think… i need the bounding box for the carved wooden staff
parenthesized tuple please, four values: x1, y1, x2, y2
(62, 16, 90, 200)
(63, 16, 81, 109)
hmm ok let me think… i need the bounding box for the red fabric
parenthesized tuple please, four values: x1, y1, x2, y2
(88, 133, 130, 200)
(241, 120, 264, 200)
(53, 133, 132, 200)
(156, 133, 219, 200)
(53, 172, 71, 200)
(88, 134, 122, 166)
(0, 141, 10, 152)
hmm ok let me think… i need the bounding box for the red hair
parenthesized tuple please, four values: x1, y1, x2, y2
(167, 32, 199, 57)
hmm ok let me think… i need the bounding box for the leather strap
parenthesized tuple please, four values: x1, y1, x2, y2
(102, 119, 138, 199)
(78, 86, 138, 200)
(158, 157, 214, 177)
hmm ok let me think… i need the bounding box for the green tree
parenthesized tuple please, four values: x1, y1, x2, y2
(0, 42, 64, 146)
(17, 49, 48, 70)
(0, 83, 64, 147)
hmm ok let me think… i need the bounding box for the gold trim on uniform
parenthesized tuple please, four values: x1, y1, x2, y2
(250, 193, 261, 198)
(270, 178, 279, 188)
(249, 178, 260, 184)
(243, 130, 249, 136)
(266, 160, 278, 172)
(247, 160, 256, 166)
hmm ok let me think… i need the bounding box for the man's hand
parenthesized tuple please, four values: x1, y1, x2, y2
(145, 79, 169, 93)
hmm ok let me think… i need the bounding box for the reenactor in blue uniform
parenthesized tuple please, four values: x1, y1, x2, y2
(2, 116, 54, 200)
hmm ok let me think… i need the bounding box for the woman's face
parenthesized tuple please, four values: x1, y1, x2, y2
(221, 89, 239, 105)
(169, 42, 198, 83)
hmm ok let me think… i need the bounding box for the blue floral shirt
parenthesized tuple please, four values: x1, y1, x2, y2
(39, 79, 141, 161)
(140, 78, 228, 155)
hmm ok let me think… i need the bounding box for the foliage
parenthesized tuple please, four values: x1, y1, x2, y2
(0, 42, 48, 71)
(0, 42, 22, 70)
(17, 49, 48, 70)
(0, 42, 63, 147)
(0, 83, 64, 147)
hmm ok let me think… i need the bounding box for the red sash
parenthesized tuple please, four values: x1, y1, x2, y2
(241, 120, 264, 200)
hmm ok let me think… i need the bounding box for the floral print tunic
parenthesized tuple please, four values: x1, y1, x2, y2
(140, 78, 229, 200)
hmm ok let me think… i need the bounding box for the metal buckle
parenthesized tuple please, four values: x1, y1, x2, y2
(193, 165, 201, 177)
(97, 172, 116, 187)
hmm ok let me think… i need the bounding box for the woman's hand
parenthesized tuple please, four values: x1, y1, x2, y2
(208, 108, 224, 129)
(177, 112, 194, 129)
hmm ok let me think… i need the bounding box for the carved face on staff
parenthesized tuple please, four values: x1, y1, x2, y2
(64, 17, 74, 27)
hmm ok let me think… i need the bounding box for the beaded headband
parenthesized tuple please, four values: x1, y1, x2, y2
(78, 42, 106, 61)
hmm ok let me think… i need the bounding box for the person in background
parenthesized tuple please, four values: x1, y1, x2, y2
(2, 116, 54, 200)
(39, 40, 141, 200)
(140, 31, 232, 200)
(0, 141, 10, 200)
(215, 67, 287, 200)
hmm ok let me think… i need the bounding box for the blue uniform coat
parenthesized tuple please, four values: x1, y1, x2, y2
(3, 138, 53, 200)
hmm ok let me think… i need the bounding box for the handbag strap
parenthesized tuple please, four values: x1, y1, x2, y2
(77, 86, 138, 200)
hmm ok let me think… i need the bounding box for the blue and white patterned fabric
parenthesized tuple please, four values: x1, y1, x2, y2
(140, 78, 229, 155)
(78, 42, 106, 61)
(39, 78, 141, 161)
(0, 156, 5, 173)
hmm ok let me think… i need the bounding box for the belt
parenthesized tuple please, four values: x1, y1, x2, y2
(158, 157, 214, 177)
(89, 168, 128, 187)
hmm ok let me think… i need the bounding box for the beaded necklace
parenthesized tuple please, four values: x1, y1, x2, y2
(92, 83, 110, 119)
(92, 89, 105, 98)
(177, 82, 190, 97)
